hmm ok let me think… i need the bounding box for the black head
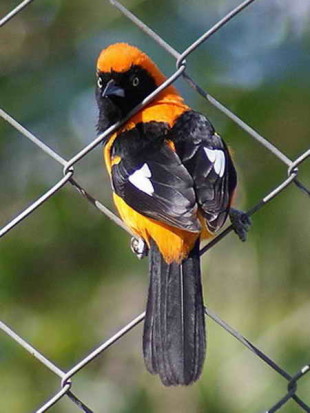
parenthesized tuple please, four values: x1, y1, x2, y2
(96, 65, 157, 134)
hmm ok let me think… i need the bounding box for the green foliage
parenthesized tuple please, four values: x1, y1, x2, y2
(1, 0, 309, 412)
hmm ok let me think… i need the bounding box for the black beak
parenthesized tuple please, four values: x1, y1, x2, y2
(102, 79, 125, 98)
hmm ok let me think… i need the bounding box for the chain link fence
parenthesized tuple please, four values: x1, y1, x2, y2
(1, 0, 310, 412)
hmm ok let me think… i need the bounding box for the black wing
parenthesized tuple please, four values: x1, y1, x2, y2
(170, 110, 237, 232)
(110, 122, 200, 233)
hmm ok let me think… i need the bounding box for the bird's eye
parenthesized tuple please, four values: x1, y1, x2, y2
(132, 77, 139, 87)
(97, 77, 103, 88)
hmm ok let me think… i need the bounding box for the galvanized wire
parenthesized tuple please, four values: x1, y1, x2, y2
(0, 0, 309, 412)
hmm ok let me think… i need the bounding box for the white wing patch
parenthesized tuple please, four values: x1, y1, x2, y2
(129, 163, 154, 195)
(204, 147, 225, 177)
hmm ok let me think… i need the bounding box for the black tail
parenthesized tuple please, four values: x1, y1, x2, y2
(143, 239, 206, 386)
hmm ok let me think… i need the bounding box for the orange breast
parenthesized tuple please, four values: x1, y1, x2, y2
(113, 193, 199, 263)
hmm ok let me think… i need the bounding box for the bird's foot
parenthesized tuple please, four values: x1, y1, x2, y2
(229, 208, 251, 242)
(131, 237, 148, 259)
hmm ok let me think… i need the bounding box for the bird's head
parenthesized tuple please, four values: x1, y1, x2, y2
(96, 43, 177, 133)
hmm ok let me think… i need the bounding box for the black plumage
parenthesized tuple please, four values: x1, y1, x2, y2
(170, 110, 237, 232)
(96, 48, 237, 386)
(96, 65, 157, 133)
(143, 239, 206, 385)
(108, 116, 235, 385)
(111, 122, 200, 232)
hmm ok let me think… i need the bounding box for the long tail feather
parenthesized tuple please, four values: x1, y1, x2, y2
(143, 239, 206, 385)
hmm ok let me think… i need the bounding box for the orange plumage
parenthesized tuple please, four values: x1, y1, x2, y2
(96, 43, 237, 386)
(99, 43, 212, 263)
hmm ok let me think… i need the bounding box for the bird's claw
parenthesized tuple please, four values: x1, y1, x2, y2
(229, 208, 251, 242)
(131, 237, 148, 259)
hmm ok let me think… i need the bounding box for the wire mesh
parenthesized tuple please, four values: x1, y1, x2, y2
(1, 0, 309, 412)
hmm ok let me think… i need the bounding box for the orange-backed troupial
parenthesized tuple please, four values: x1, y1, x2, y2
(96, 43, 248, 386)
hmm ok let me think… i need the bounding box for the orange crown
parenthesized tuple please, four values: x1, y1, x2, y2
(96, 43, 178, 94)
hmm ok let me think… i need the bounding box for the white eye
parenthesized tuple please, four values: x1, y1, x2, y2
(97, 77, 103, 88)
(132, 77, 139, 87)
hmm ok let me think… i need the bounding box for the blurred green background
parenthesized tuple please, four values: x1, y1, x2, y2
(1, 0, 310, 412)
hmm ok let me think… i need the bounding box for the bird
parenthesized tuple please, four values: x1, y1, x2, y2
(96, 43, 238, 386)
